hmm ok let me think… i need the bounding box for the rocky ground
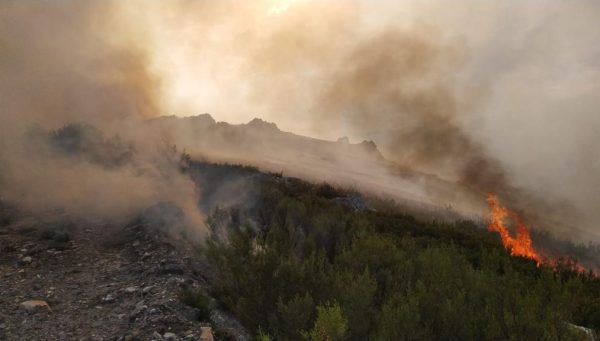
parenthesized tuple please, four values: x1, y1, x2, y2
(0, 212, 249, 341)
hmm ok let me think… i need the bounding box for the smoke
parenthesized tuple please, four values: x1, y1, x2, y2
(0, 1, 160, 129)
(2, 0, 599, 242)
(130, 0, 599, 241)
(0, 1, 204, 235)
(126, 0, 492, 180)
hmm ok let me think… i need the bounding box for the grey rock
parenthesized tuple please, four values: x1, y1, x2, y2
(102, 294, 116, 303)
(163, 332, 177, 340)
(333, 194, 372, 211)
(160, 264, 184, 275)
(131, 300, 147, 318)
(124, 286, 138, 293)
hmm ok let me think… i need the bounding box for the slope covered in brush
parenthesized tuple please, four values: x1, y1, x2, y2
(192, 163, 600, 341)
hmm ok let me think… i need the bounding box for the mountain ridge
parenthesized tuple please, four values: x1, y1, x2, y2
(145, 114, 487, 222)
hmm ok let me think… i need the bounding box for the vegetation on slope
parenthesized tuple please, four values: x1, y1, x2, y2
(193, 163, 600, 340)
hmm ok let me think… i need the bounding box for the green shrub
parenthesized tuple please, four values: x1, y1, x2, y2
(256, 327, 272, 341)
(178, 288, 213, 321)
(306, 302, 348, 341)
(256, 327, 271, 341)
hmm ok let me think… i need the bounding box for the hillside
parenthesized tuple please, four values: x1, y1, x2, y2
(3, 2, 599, 340)
(0, 201, 249, 340)
(2, 156, 600, 340)
(1, 122, 599, 340)
(146, 114, 486, 221)
(190, 162, 600, 341)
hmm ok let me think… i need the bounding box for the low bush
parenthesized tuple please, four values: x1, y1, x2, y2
(178, 288, 213, 321)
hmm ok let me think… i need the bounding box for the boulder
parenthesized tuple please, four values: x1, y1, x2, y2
(200, 327, 214, 341)
(20, 300, 51, 313)
(163, 332, 177, 340)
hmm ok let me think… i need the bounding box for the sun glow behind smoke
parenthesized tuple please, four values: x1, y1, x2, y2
(267, 0, 301, 15)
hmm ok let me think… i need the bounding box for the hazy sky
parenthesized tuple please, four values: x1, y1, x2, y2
(132, 1, 600, 135)
(1, 0, 599, 241)
(123, 0, 600, 239)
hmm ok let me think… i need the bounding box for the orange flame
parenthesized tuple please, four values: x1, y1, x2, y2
(486, 194, 543, 265)
(486, 194, 592, 274)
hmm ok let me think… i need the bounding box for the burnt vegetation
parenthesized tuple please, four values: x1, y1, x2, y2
(198, 163, 600, 341)
(29, 123, 137, 168)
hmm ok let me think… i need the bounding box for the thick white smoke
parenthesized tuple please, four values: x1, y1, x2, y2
(133, 0, 600, 241)
(2, 0, 599, 241)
